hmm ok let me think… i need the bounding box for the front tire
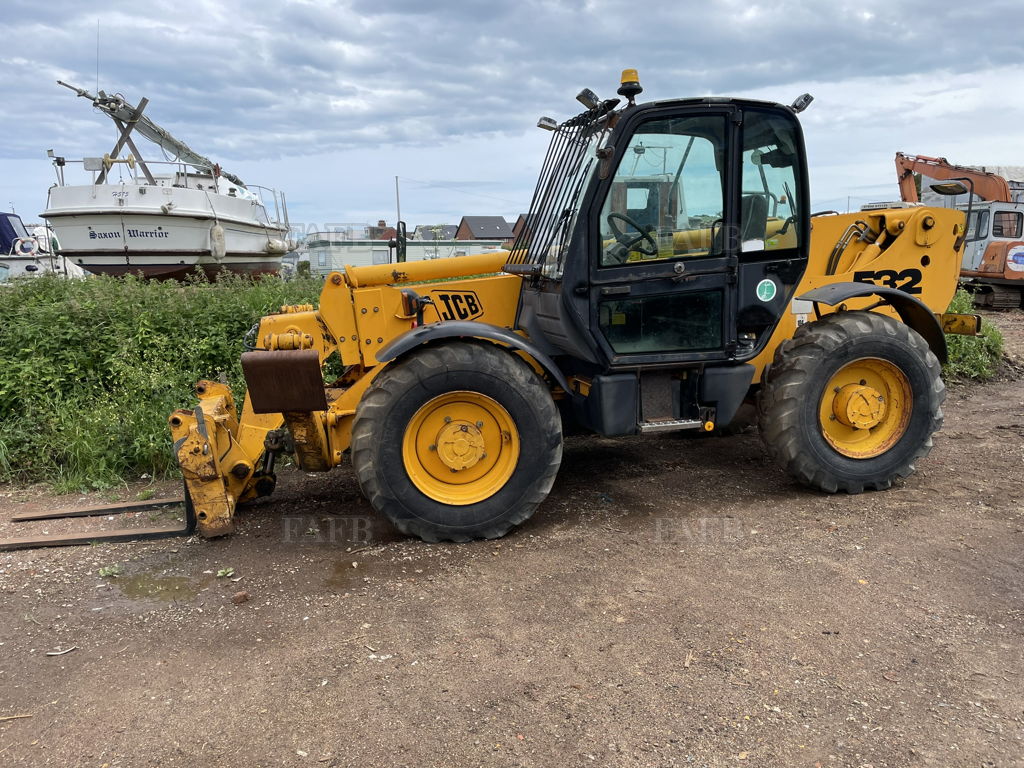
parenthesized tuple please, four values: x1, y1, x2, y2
(758, 311, 944, 493)
(351, 341, 563, 542)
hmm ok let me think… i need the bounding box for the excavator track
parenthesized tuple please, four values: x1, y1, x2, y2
(973, 284, 1023, 309)
(0, 498, 195, 551)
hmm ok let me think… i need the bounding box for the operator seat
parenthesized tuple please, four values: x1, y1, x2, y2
(711, 194, 770, 254)
(740, 194, 769, 245)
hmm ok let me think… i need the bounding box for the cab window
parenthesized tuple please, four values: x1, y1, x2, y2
(599, 115, 726, 266)
(992, 210, 1023, 239)
(740, 113, 802, 254)
(967, 210, 989, 241)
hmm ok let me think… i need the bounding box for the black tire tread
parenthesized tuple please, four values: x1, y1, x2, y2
(758, 311, 944, 494)
(351, 341, 562, 542)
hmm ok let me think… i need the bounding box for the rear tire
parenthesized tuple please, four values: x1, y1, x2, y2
(351, 341, 563, 542)
(757, 311, 944, 493)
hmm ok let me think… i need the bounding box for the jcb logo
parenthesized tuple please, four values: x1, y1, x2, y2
(432, 290, 484, 321)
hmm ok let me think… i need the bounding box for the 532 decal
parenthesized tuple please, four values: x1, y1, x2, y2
(852, 268, 922, 295)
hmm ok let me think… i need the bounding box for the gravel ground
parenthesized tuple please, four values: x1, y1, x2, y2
(0, 311, 1022, 767)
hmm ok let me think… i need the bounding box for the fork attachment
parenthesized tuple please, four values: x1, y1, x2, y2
(0, 498, 195, 551)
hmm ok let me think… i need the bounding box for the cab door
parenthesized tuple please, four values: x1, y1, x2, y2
(588, 106, 806, 367)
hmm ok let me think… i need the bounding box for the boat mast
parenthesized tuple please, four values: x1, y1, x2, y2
(57, 81, 246, 188)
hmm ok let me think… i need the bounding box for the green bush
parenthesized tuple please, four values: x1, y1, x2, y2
(943, 288, 1004, 381)
(0, 273, 322, 489)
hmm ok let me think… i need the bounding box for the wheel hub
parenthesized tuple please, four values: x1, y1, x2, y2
(818, 357, 913, 459)
(402, 391, 521, 505)
(832, 384, 886, 430)
(436, 421, 486, 471)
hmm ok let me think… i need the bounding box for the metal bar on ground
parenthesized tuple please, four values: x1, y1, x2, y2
(10, 498, 185, 522)
(0, 524, 191, 552)
(0, 497, 195, 551)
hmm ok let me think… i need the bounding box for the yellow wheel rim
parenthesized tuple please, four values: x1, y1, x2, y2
(402, 391, 520, 505)
(819, 358, 912, 459)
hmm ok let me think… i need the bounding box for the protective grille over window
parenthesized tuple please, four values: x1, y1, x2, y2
(506, 104, 615, 276)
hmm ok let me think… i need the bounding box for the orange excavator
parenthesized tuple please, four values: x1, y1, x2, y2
(895, 152, 1018, 205)
(896, 152, 1024, 307)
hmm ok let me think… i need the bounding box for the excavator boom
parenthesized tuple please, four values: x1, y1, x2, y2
(895, 152, 1013, 203)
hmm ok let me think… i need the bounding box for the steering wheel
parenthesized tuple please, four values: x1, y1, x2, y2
(607, 212, 658, 257)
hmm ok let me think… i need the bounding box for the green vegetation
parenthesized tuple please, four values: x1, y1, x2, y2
(0, 273, 322, 490)
(0, 276, 1008, 492)
(944, 288, 1005, 381)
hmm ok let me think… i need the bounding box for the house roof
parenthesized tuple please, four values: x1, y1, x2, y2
(458, 216, 515, 239)
(413, 224, 458, 240)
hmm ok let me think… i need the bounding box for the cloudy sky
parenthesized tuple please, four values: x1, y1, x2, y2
(3, 0, 1022, 234)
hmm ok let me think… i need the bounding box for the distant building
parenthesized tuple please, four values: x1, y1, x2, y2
(413, 224, 458, 241)
(368, 219, 396, 240)
(297, 231, 506, 276)
(510, 213, 530, 243)
(455, 216, 515, 242)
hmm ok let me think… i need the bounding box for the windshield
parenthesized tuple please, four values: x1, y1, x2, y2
(599, 115, 726, 265)
(3, 214, 29, 239)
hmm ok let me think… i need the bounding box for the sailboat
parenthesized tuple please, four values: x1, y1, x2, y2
(41, 82, 292, 279)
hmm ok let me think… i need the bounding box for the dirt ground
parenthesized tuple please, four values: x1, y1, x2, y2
(1, 313, 1022, 768)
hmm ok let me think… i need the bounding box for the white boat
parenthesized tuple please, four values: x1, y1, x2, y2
(0, 212, 77, 281)
(41, 83, 291, 280)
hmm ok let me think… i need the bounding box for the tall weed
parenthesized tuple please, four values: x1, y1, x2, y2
(0, 273, 322, 487)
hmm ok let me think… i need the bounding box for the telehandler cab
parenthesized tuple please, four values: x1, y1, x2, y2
(1, 70, 982, 549)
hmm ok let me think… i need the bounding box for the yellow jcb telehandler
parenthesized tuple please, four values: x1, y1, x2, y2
(1, 70, 982, 549)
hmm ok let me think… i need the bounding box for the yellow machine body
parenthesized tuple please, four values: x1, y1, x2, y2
(170, 204, 971, 537)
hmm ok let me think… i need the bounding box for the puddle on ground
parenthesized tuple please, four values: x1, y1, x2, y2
(326, 558, 380, 590)
(325, 549, 447, 590)
(116, 573, 213, 602)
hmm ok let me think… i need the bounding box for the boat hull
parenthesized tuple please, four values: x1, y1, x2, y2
(42, 184, 288, 280)
(60, 253, 281, 280)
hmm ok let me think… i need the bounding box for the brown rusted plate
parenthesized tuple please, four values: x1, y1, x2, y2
(939, 312, 982, 336)
(241, 349, 329, 414)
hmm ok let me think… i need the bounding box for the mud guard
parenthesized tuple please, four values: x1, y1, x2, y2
(375, 321, 571, 392)
(798, 283, 947, 363)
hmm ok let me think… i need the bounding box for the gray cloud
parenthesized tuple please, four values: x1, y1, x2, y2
(2, 0, 1022, 225)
